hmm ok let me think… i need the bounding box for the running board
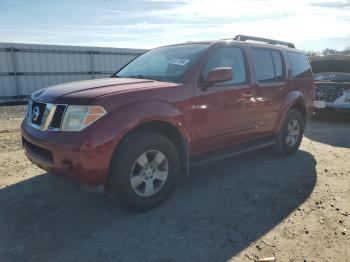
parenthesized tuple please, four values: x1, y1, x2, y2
(190, 136, 276, 166)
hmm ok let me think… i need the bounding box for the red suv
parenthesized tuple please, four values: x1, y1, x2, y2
(21, 35, 314, 210)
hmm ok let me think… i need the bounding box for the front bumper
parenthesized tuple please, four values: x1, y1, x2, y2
(21, 120, 114, 186)
(314, 106, 350, 114)
(314, 101, 350, 113)
(314, 93, 350, 114)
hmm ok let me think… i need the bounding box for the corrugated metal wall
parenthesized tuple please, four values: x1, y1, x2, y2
(0, 42, 146, 102)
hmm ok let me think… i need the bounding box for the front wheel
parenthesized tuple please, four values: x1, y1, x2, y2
(106, 132, 180, 211)
(273, 109, 305, 156)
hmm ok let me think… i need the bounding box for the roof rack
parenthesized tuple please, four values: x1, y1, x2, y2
(234, 35, 295, 48)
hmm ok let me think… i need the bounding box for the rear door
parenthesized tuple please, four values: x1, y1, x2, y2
(249, 48, 287, 136)
(192, 46, 256, 153)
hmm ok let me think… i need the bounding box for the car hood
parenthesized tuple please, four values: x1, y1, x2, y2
(310, 59, 350, 74)
(31, 78, 177, 104)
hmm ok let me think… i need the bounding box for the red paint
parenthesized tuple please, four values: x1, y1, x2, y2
(21, 40, 314, 186)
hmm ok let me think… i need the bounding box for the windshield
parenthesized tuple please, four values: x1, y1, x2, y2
(314, 72, 350, 82)
(115, 44, 208, 83)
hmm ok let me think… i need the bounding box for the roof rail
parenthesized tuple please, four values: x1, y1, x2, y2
(234, 35, 295, 48)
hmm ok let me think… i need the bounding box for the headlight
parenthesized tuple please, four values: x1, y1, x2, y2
(61, 105, 107, 131)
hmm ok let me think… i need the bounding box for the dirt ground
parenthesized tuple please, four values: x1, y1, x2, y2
(0, 105, 349, 262)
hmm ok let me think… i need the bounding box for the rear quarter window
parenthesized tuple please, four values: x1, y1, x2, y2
(287, 52, 312, 78)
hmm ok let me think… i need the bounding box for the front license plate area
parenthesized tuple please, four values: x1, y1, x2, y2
(313, 100, 326, 109)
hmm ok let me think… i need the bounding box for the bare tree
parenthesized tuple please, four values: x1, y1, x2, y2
(322, 48, 339, 55)
(305, 50, 319, 56)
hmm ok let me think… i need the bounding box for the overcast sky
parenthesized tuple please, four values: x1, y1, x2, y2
(0, 0, 349, 51)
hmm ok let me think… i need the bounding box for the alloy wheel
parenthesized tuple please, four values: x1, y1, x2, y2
(130, 150, 169, 197)
(286, 119, 300, 147)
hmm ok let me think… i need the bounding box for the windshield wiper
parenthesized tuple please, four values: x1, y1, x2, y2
(115, 74, 174, 82)
(123, 75, 156, 81)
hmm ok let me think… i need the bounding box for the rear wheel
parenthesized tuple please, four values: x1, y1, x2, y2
(107, 132, 180, 211)
(273, 109, 305, 156)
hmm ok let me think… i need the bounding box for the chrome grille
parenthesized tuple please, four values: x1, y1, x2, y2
(49, 105, 67, 128)
(314, 86, 343, 102)
(27, 101, 66, 131)
(31, 101, 46, 125)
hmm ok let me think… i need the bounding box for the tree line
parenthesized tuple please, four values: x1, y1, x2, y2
(306, 46, 350, 56)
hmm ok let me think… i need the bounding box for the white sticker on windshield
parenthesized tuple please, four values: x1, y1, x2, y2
(168, 58, 190, 66)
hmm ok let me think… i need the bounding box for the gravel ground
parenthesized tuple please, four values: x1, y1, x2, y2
(0, 105, 349, 262)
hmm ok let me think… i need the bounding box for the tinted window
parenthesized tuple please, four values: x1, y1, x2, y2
(202, 47, 246, 85)
(287, 52, 312, 78)
(271, 51, 283, 80)
(251, 49, 275, 82)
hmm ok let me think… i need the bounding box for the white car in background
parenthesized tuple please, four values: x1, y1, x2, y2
(310, 55, 350, 114)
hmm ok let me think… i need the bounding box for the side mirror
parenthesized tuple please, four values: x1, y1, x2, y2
(206, 67, 233, 85)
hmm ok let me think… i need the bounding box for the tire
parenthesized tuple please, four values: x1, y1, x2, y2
(273, 109, 305, 156)
(106, 131, 180, 211)
(312, 111, 322, 120)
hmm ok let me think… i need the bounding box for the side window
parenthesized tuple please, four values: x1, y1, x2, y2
(251, 49, 275, 82)
(202, 47, 246, 85)
(271, 51, 283, 81)
(287, 52, 312, 78)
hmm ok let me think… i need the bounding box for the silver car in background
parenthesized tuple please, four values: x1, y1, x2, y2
(310, 55, 350, 114)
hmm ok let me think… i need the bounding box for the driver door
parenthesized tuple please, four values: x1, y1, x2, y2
(192, 46, 256, 153)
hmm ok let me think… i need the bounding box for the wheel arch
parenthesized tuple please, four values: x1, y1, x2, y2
(290, 102, 307, 121)
(112, 119, 190, 176)
(274, 91, 307, 132)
